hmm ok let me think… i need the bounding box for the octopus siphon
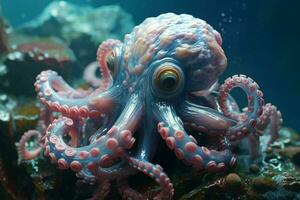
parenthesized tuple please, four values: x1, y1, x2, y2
(18, 13, 282, 200)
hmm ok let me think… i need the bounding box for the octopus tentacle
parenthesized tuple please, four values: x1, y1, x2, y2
(154, 102, 236, 172)
(34, 70, 123, 118)
(38, 105, 54, 130)
(18, 105, 54, 161)
(218, 75, 264, 140)
(194, 91, 241, 114)
(178, 100, 236, 136)
(82, 123, 159, 188)
(128, 157, 174, 200)
(75, 121, 151, 185)
(96, 39, 122, 90)
(18, 130, 43, 160)
(256, 103, 282, 145)
(117, 178, 144, 200)
(247, 134, 260, 159)
(110, 122, 161, 199)
(94, 123, 159, 179)
(44, 93, 143, 172)
(83, 61, 103, 88)
(90, 179, 111, 200)
(76, 168, 97, 184)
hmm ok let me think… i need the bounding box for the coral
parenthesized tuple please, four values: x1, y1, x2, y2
(1, 34, 75, 96)
(20, 2, 134, 66)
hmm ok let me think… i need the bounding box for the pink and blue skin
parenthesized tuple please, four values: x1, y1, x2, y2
(18, 13, 282, 200)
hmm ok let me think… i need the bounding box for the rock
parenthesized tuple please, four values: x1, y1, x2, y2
(292, 152, 300, 168)
(20, 2, 134, 66)
(12, 101, 39, 136)
(276, 147, 300, 165)
(225, 173, 242, 189)
(0, 33, 76, 96)
(252, 177, 277, 193)
(246, 190, 265, 200)
(280, 175, 300, 192)
(0, 97, 35, 199)
(265, 147, 273, 154)
(284, 181, 300, 192)
(249, 164, 260, 174)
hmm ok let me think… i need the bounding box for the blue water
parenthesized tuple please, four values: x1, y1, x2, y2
(1, 0, 300, 131)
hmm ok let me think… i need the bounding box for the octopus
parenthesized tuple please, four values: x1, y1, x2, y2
(18, 13, 282, 200)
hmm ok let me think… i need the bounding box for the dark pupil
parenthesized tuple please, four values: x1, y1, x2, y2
(160, 74, 177, 90)
(106, 55, 114, 71)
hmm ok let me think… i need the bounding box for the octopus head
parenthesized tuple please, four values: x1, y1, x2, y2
(123, 13, 227, 99)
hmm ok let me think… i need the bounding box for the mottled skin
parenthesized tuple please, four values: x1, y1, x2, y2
(18, 13, 282, 200)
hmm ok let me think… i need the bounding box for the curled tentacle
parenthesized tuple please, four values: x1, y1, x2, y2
(256, 103, 282, 145)
(38, 105, 54, 130)
(83, 61, 103, 88)
(97, 39, 122, 90)
(34, 70, 123, 118)
(154, 102, 236, 172)
(128, 157, 174, 200)
(18, 130, 43, 160)
(44, 94, 143, 172)
(218, 75, 264, 141)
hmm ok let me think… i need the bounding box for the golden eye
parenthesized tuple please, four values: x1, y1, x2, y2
(156, 66, 180, 91)
(106, 51, 116, 75)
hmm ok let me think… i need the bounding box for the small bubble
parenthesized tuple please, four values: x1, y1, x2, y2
(242, 2, 247, 10)
(20, 13, 27, 19)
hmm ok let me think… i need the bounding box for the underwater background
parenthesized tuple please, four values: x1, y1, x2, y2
(0, 0, 299, 200)
(2, 0, 300, 131)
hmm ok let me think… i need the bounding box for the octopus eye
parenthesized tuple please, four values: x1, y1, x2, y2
(157, 68, 179, 90)
(106, 51, 116, 75)
(154, 64, 184, 96)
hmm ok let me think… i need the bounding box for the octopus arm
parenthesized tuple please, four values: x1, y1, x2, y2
(116, 178, 144, 200)
(154, 102, 236, 171)
(18, 130, 43, 161)
(34, 70, 123, 119)
(82, 122, 161, 196)
(218, 75, 265, 140)
(96, 39, 122, 90)
(90, 178, 111, 200)
(256, 103, 282, 145)
(178, 100, 237, 136)
(44, 93, 143, 173)
(128, 157, 174, 200)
